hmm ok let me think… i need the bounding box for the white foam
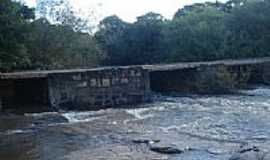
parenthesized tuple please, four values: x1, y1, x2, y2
(7, 129, 25, 134)
(159, 125, 181, 133)
(61, 111, 107, 124)
(0, 129, 33, 136)
(24, 112, 58, 117)
(124, 106, 167, 120)
(125, 108, 152, 119)
(240, 87, 270, 96)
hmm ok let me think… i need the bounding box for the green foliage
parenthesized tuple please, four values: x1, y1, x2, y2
(26, 18, 102, 69)
(0, 0, 34, 71)
(0, 0, 102, 71)
(1, 0, 270, 70)
(95, 15, 131, 65)
(125, 13, 168, 64)
(95, 12, 167, 65)
(96, 0, 270, 65)
(167, 6, 226, 62)
(223, 0, 270, 58)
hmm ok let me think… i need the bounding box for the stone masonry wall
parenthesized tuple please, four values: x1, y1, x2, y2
(48, 66, 150, 110)
(150, 63, 264, 94)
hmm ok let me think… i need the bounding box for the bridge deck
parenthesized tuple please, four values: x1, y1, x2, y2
(1, 57, 270, 79)
(143, 57, 270, 71)
(0, 66, 137, 79)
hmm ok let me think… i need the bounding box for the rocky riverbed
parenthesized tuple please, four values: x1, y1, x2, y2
(1, 86, 270, 160)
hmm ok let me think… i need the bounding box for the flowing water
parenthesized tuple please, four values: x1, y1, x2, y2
(1, 86, 270, 160)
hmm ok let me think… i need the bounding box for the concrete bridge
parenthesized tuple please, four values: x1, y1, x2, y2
(1, 57, 270, 111)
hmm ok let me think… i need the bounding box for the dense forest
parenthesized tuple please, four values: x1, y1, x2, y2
(1, 0, 270, 71)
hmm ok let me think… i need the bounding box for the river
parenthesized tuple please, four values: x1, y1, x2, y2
(1, 86, 270, 160)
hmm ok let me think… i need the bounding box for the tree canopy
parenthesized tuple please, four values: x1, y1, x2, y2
(0, 0, 102, 71)
(0, 0, 34, 70)
(1, 0, 270, 71)
(95, 0, 270, 65)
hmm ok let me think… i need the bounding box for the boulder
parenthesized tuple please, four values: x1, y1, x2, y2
(132, 138, 160, 144)
(150, 145, 184, 154)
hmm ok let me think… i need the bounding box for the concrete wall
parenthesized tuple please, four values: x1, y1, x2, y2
(150, 63, 264, 94)
(48, 66, 151, 110)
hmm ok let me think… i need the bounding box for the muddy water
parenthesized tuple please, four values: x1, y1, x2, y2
(1, 87, 270, 160)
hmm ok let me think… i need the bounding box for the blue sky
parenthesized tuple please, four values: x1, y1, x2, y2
(24, 0, 228, 22)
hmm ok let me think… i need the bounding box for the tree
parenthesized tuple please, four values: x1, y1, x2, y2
(223, 0, 270, 58)
(95, 13, 167, 65)
(3, 0, 270, 71)
(0, 0, 35, 71)
(95, 15, 131, 65)
(166, 6, 226, 62)
(124, 12, 167, 64)
(26, 18, 103, 69)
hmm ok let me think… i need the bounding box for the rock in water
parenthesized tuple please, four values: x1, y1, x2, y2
(132, 138, 183, 154)
(150, 146, 183, 154)
(229, 145, 265, 160)
(132, 138, 160, 144)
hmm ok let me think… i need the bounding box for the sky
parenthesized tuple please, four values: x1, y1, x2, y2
(24, 0, 227, 22)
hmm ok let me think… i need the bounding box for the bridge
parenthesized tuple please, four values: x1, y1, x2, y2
(1, 58, 270, 111)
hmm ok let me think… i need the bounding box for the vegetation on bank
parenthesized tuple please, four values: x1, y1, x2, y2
(1, 0, 270, 71)
(0, 0, 102, 71)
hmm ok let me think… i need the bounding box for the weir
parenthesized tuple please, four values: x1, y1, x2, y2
(1, 58, 270, 111)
